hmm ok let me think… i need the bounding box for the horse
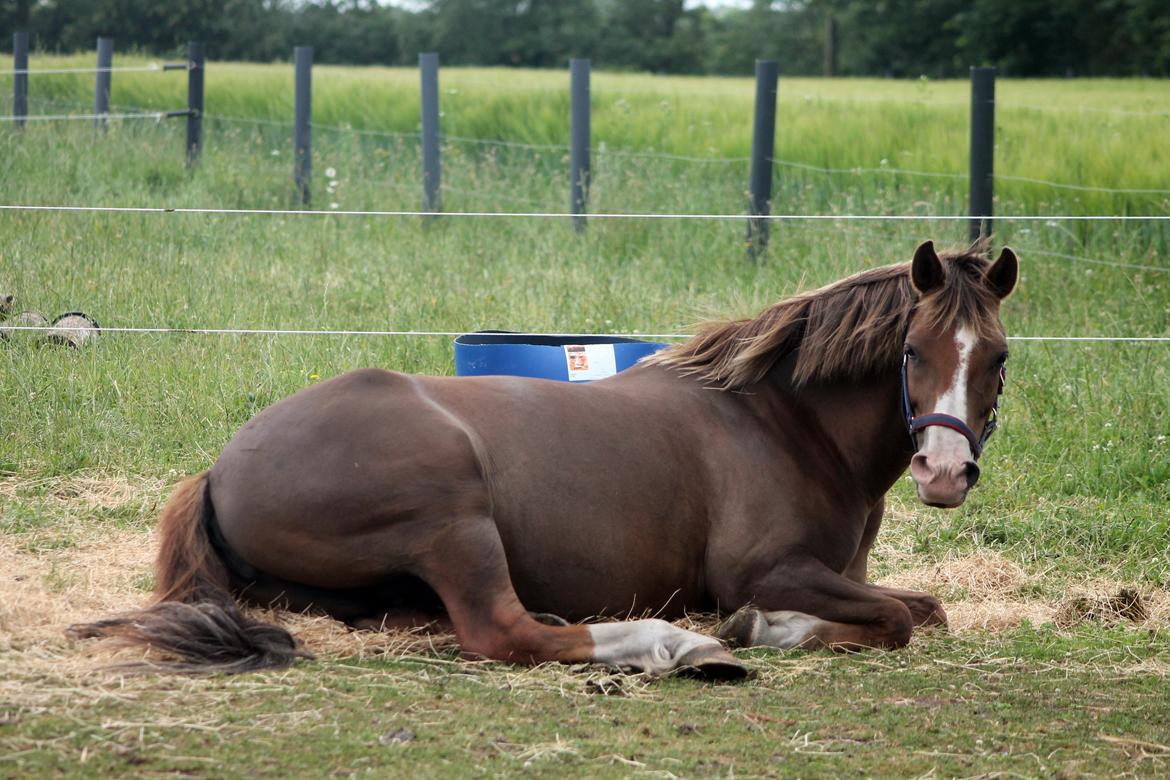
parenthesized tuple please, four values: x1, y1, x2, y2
(69, 240, 1017, 679)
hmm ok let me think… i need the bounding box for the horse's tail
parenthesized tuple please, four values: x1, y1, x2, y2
(66, 471, 311, 673)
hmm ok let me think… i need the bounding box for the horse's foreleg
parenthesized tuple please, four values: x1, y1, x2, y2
(840, 500, 946, 628)
(420, 516, 744, 677)
(717, 560, 917, 651)
(842, 498, 884, 584)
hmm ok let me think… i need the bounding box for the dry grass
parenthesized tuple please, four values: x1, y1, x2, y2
(0, 471, 167, 513)
(2, 474, 1167, 711)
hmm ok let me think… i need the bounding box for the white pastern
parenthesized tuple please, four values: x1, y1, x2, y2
(755, 610, 825, 649)
(588, 619, 721, 674)
(921, 325, 977, 458)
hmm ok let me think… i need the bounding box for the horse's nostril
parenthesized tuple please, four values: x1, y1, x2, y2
(910, 453, 934, 483)
(964, 461, 981, 488)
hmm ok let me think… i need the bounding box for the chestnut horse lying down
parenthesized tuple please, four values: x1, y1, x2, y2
(70, 241, 1017, 678)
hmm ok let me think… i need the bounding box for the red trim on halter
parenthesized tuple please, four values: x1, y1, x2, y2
(910, 413, 984, 457)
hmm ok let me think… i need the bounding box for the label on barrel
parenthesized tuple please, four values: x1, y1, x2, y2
(564, 344, 617, 382)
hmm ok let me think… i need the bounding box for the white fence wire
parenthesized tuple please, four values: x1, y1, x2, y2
(2, 203, 1169, 221)
(197, 114, 1170, 197)
(4, 325, 1169, 344)
(0, 64, 174, 76)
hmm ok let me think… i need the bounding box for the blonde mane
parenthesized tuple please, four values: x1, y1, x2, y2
(644, 249, 1003, 390)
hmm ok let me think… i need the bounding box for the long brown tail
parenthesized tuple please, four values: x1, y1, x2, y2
(66, 471, 312, 673)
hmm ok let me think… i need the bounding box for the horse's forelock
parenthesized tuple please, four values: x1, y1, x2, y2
(916, 251, 1005, 343)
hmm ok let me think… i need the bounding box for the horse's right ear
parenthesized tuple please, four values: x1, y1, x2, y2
(911, 240, 944, 295)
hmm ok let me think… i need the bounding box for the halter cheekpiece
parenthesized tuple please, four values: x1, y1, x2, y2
(900, 353, 1003, 459)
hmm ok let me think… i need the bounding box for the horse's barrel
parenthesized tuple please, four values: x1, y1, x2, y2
(0, 310, 49, 342)
(46, 311, 101, 348)
(454, 331, 668, 382)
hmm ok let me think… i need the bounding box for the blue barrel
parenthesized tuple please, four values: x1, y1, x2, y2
(454, 331, 669, 382)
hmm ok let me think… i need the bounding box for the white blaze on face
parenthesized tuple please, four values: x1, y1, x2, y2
(920, 325, 978, 459)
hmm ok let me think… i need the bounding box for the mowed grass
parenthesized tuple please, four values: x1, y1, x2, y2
(1, 63, 1169, 777)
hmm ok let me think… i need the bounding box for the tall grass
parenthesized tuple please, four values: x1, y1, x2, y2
(7, 54, 1170, 215)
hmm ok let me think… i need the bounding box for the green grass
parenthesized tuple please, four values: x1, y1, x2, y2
(1, 62, 1169, 777)
(9, 54, 1170, 215)
(3, 628, 1169, 778)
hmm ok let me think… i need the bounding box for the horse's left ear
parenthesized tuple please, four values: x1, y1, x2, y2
(986, 247, 1018, 299)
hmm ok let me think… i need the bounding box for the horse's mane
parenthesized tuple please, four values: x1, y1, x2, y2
(644, 248, 1003, 390)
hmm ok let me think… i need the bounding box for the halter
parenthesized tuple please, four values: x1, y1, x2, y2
(900, 353, 1004, 459)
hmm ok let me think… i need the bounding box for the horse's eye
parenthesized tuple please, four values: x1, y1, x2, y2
(904, 346, 918, 361)
(996, 351, 1009, 366)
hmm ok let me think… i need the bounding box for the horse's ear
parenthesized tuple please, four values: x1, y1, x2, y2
(986, 247, 1018, 299)
(911, 240, 944, 295)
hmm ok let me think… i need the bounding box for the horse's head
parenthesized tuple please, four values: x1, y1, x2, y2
(903, 240, 1017, 508)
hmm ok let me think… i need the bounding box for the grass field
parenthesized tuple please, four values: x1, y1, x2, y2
(1, 57, 1169, 777)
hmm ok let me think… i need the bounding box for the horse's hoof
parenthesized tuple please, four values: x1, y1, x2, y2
(714, 607, 764, 648)
(673, 645, 750, 682)
(529, 612, 570, 627)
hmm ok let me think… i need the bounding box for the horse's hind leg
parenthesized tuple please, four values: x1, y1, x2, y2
(419, 516, 744, 677)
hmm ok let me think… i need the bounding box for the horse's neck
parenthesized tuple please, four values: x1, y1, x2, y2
(758, 363, 912, 503)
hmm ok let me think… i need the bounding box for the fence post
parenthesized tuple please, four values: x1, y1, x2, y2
(968, 66, 996, 245)
(13, 32, 28, 129)
(823, 16, 838, 78)
(747, 59, 778, 259)
(94, 36, 113, 131)
(569, 58, 590, 233)
(294, 46, 312, 206)
(186, 41, 204, 167)
(420, 52, 441, 214)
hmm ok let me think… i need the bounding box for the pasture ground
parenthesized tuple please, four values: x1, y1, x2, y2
(3, 480, 1168, 778)
(2, 61, 1169, 777)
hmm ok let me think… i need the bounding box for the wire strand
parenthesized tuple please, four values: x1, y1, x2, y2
(0, 64, 165, 76)
(2, 203, 1169, 221)
(192, 115, 1170, 195)
(4, 324, 1168, 343)
(0, 111, 166, 123)
(1025, 248, 1170, 273)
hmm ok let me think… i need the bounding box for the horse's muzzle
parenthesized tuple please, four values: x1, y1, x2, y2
(910, 454, 979, 508)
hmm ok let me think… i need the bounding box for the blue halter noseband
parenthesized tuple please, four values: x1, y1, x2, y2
(900, 353, 1004, 459)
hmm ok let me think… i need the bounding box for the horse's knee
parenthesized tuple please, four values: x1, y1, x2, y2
(911, 594, 947, 627)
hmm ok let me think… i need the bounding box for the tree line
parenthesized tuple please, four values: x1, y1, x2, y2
(3, 0, 1169, 77)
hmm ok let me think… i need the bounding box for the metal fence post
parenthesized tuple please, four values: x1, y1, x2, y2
(186, 41, 204, 166)
(13, 32, 28, 129)
(294, 46, 312, 206)
(968, 66, 996, 244)
(420, 52, 441, 213)
(747, 60, 778, 258)
(94, 36, 113, 131)
(569, 58, 590, 233)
